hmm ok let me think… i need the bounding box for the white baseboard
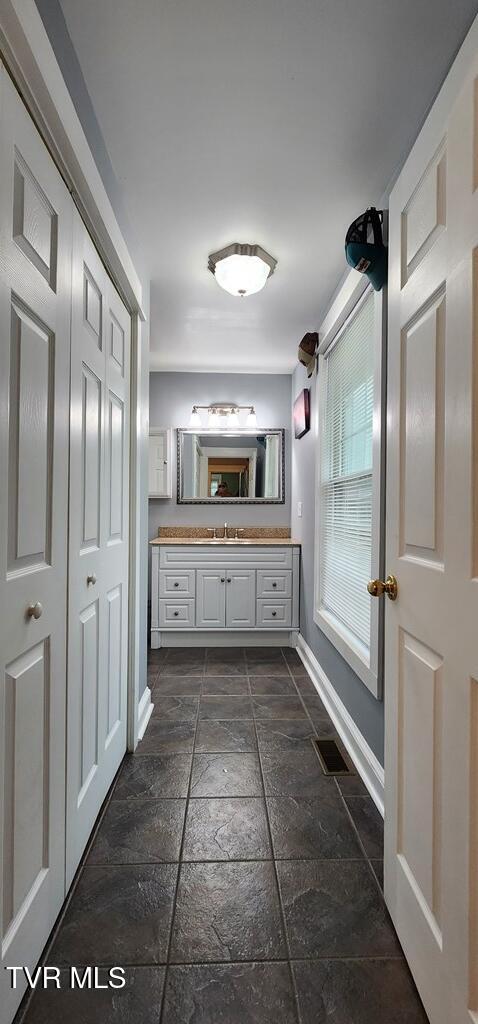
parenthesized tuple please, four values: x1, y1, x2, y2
(296, 634, 385, 817)
(158, 630, 297, 648)
(137, 685, 154, 741)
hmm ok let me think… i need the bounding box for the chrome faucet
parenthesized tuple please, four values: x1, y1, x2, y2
(223, 522, 228, 539)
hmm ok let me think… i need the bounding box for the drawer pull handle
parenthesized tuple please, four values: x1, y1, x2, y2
(220, 577, 225, 583)
(173, 610, 179, 617)
(174, 582, 179, 587)
(272, 582, 277, 588)
(227, 577, 232, 583)
(272, 610, 277, 617)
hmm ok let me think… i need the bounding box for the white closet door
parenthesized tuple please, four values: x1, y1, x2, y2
(0, 68, 72, 1020)
(66, 211, 130, 884)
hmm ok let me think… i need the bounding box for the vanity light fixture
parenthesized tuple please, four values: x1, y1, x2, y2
(208, 243, 277, 297)
(228, 408, 240, 428)
(208, 408, 221, 428)
(188, 403, 258, 430)
(188, 406, 202, 428)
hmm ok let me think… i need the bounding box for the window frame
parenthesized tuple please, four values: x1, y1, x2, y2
(314, 274, 386, 697)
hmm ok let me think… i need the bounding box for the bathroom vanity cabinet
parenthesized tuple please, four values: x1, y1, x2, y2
(150, 541, 300, 647)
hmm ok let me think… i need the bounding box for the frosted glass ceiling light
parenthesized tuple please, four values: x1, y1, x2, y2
(246, 406, 257, 428)
(208, 409, 220, 428)
(189, 406, 201, 428)
(208, 243, 277, 297)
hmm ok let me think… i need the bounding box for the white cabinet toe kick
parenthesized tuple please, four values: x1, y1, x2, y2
(150, 544, 300, 647)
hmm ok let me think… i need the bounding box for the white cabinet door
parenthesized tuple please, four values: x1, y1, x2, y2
(196, 569, 226, 627)
(226, 570, 256, 628)
(0, 70, 72, 1022)
(66, 212, 130, 885)
(149, 429, 171, 497)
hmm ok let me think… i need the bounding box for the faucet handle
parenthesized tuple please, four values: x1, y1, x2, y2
(207, 527, 217, 540)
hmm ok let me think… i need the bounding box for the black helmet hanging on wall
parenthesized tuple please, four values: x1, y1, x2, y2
(345, 207, 387, 291)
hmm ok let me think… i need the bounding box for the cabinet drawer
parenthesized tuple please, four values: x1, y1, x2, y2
(159, 569, 195, 598)
(256, 598, 292, 627)
(257, 570, 292, 598)
(159, 599, 195, 628)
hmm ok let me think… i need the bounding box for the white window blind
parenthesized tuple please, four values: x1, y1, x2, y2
(319, 290, 374, 655)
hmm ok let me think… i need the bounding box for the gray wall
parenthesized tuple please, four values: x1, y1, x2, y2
(34, 0, 150, 700)
(291, 363, 384, 764)
(149, 371, 292, 539)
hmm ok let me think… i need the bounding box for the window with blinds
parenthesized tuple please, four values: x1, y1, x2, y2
(318, 290, 374, 659)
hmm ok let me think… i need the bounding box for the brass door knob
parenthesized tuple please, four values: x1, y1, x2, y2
(27, 602, 43, 619)
(367, 575, 398, 601)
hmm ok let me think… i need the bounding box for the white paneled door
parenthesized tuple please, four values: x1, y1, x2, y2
(67, 213, 130, 884)
(385, 24, 478, 1024)
(0, 69, 72, 1019)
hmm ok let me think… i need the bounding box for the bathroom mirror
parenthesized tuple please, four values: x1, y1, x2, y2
(177, 429, 285, 504)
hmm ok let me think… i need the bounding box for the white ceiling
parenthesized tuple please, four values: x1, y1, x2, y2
(59, 0, 477, 373)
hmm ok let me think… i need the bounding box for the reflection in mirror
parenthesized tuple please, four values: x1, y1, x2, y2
(178, 429, 284, 503)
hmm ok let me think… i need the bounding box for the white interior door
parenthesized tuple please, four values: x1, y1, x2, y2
(0, 68, 72, 1020)
(66, 211, 130, 884)
(385, 21, 478, 1024)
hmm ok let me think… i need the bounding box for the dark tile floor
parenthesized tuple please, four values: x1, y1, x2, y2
(18, 646, 428, 1024)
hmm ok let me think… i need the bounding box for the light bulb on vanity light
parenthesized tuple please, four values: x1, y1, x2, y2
(246, 406, 257, 428)
(208, 408, 220, 428)
(228, 408, 240, 428)
(189, 406, 201, 428)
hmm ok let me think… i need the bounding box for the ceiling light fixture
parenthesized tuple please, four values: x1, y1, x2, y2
(246, 406, 257, 428)
(208, 243, 277, 297)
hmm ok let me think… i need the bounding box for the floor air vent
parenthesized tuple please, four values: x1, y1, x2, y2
(313, 738, 351, 776)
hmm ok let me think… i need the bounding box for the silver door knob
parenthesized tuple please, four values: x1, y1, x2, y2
(87, 573, 97, 586)
(27, 602, 43, 620)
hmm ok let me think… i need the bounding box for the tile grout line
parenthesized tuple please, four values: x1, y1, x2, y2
(249, 647, 302, 1024)
(333, 778, 387, 903)
(157, 651, 206, 1024)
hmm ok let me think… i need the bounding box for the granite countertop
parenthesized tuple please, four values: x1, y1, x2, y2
(150, 537, 301, 546)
